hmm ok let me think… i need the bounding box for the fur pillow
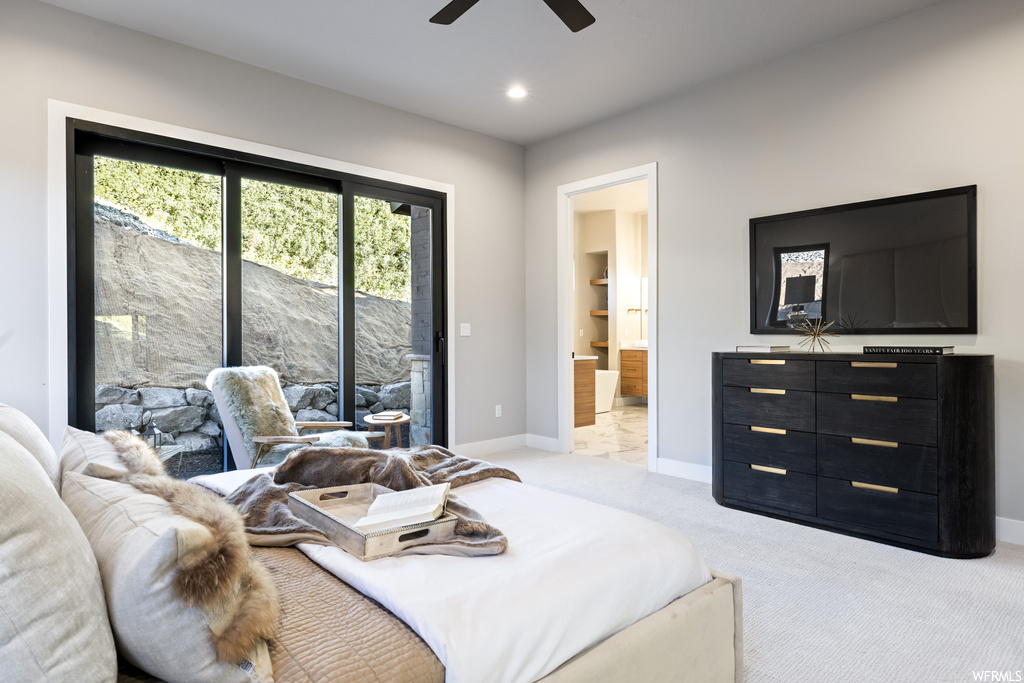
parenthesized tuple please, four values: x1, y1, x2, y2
(59, 429, 279, 683)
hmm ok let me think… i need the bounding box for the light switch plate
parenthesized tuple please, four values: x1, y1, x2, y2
(460, 323, 471, 337)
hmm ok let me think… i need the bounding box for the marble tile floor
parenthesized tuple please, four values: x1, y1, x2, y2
(574, 404, 648, 466)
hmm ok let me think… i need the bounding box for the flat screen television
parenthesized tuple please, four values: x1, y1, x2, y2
(749, 185, 977, 335)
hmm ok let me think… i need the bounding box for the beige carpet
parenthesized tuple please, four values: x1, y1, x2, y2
(486, 447, 1024, 683)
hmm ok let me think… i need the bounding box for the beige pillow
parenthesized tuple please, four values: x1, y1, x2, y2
(61, 424, 132, 479)
(0, 402, 61, 491)
(61, 471, 275, 683)
(0, 432, 117, 682)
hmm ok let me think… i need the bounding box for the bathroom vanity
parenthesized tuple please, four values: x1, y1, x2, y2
(620, 349, 648, 397)
(574, 356, 597, 428)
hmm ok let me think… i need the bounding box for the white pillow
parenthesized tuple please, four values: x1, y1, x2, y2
(0, 402, 61, 491)
(60, 471, 274, 683)
(0, 432, 117, 682)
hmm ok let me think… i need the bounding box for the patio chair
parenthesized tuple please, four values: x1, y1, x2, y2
(206, 366, 383, 469)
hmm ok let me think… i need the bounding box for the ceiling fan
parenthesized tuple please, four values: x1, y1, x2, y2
(430, 0, 596, 33)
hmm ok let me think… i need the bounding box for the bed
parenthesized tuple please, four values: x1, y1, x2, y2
(194, 468, 744, 683)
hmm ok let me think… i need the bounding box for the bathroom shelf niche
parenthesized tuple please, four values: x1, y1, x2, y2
(590, 341, 609, 348)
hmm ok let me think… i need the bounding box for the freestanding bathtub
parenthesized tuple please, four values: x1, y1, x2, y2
(595, 370, 619, 414)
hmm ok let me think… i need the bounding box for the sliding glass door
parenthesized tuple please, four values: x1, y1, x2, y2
(241, 176, 342, 434)
(351, 191, 438, 447)
(90, 155, 225, 476)
(70, 121, 447, 475)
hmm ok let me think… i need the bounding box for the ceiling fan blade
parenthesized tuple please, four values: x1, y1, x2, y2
(541, 0, 596, 32)
(430, 0, 483, 25)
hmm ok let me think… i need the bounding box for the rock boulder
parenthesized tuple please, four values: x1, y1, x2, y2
(95, 404, 143, 431)
(150, 406, 205, 433)
(185, 388, 214, 408)
(295, 408, 334, 423)
(282, 384, 336, 412)
(196, 420, 222, 437)
(140, 388, 187, 409)
(378, 382, 411, 411)
(95, 385, 141, 406)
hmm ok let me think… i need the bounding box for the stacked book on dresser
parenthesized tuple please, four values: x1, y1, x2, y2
(734, 345, 955, 355)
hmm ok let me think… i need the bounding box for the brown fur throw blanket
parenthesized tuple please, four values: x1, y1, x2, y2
(100, 431, 279, 665)
(225, 445, 521, 557)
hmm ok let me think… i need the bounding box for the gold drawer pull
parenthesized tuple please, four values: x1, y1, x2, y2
(851, 361, 898, 368)
(852, 481, 899, 494)
(751, 464, 787, 475)
(750, 387, 786, 395)
(750, 426, 786, 435)
(750, 359, 786, 365)
(851, 394, 898, 403)
(851, 437, 899, 449)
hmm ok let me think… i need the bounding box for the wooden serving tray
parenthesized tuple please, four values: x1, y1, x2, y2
(288, 483, 458, 561)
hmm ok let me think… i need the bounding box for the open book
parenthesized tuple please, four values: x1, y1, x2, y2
(353, 482, 451, 533)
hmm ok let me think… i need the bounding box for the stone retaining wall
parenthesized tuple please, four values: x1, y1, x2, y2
(95, 380, 416, 452)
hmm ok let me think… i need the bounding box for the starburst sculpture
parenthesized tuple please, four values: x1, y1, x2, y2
(795, 318, 837, 353)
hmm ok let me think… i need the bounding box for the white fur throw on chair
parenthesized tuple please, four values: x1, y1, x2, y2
(206, 366, 365, 469)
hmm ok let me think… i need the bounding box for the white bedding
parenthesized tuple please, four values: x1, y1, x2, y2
(195, 469, 712, 683)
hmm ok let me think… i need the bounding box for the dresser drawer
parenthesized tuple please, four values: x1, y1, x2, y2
(723, 424, 816, 474)
(817, 434, 937, 494)
(816, 360, 936, 399)
(722, 358, 814, 391)
(621, 350, 646, 363)
(723, 460, 815, 515)
(722, 386, 814, 432)
(817, 393, 936, 447)
(817, 476, 938, 541)
(620, 360, 644, 378)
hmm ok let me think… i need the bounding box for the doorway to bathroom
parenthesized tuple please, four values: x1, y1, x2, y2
(556, 164, 657, 470)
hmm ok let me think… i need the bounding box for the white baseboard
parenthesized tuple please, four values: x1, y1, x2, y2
(996, 516, 1024, 546)
(451, 434, 526, 458)
(655, 458, 712, 484)
(525, 433, 564, 452)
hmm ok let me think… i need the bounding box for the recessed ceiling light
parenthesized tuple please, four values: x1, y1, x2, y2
(507, 86, 528, 99)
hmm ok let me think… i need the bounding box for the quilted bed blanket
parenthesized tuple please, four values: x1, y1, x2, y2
(221, 445, 521, 556)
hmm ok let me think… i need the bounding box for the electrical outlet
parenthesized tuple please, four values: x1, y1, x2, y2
(495, 404, 502, 418)
(460, 323, 471, 337)
(579, 329, 584, 337)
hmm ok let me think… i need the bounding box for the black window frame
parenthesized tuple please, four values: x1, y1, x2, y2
(68, 119, 448, 467)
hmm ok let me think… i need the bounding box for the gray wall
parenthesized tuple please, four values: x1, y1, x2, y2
(0, 0, 525, 446)
(525, 0, 1024, 526)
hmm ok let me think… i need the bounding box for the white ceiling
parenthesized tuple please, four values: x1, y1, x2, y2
(40, 0, 948, 145)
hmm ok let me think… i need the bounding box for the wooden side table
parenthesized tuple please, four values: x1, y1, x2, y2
(363, 413, 411, 449)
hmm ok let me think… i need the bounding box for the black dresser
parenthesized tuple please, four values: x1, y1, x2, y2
(711, 352, 995, 558)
